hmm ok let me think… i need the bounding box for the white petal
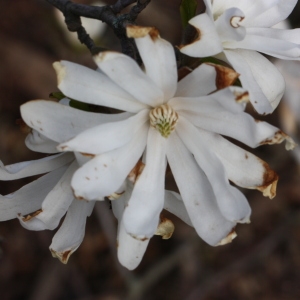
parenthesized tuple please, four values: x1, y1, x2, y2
(21, 100, 133, 143)
(224, 49, 284, 115)
(180, 13, 223, 57)
(18, 161, 78, 230)
(71, 124, 148, 201)
(94, 52, 164, 107)
(54, 61, 147, 113)
(164, 191, 193, 226)
(226, 28, 300, 60)
(197, 128, 279, 198)
(179, 106, 288, 150)
(58, 109, 149, 154)
(0, 153, 73, 180)
(50, 199, 95, 264)
(244, 0, 298, 28)
(117, 218, 150, 270)
(25, 130, 58, 154)
(166, 132, 237, 245)
(0, 165, 68, 221)
(175, 63, 217, 97)
(123, 127, 167, 239)
(176, 117, 251, 223)
(128, 26, 177, 101)
(215, 7, 246, 42)
(171, 88, 246, 115)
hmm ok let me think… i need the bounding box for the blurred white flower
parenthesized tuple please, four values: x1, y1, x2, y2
(21, 26, 295, 257)
(180, 0, 300, 115)
(55, 1, 106, 47)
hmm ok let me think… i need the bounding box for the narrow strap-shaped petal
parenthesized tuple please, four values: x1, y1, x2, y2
(166, 132, 237, 245)
(164, 191, 193, 226)
(25, 130, 58, 154)
(49, 199, 95, 264)
(58, 109, 149, 154)
(18, 161, 78, 230)
(171, 88, 246, 115)
(175, 63, 217, 97)
(94, 52, 164, 107)
(176, 117, 251, 223)
(226, 29, 300, 60)
(0, 153, 73, 180)
(123, 127, 167, 239)
(53, 61, 147, 113)
(196, 128, 279, 198)
(21, 100, 133, 143)
(71, 124, 148, 201)
(179, 107, 292, 150)
(127, 26, 177, 101)
(179, 13, 223, 57)
(224, 49, 284, 115)
(117, 218, 150, 270)
(0, 165, 68, 221)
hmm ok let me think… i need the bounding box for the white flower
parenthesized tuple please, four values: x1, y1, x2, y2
(180, 0, 300, 115)
(21, 26, 295, 252)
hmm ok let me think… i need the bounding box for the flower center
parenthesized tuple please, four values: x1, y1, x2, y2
(149, 104, 178, 138)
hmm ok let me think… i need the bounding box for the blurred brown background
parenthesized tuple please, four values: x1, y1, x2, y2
(1, 0, 300, 299)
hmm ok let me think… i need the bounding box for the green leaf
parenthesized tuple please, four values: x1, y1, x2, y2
(49, 91, 66, 100)
(180, 0, 198, 28)
(69, 100, 91, 112)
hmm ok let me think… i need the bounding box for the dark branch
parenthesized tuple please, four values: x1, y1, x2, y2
(46, 0, 151, 57)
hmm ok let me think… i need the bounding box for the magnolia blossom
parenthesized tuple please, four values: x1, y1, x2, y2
(21, 26, 295, 257)
(180, 0, 300, 115)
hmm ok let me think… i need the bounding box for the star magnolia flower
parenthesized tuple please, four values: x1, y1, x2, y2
(180, 0, 300, 115)
(21, 26, 295, 251)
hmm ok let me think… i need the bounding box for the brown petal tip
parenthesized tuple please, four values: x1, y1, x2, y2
(155, 217, 175, 240)
(256, 163, 279, 199)
(260, 130, 297, 150)
(206, 63, 240, 90)
(21, 209, 43, 222)
(50, 248, 73, 264)
(126, 26, 159, 40)
(216, 228, 237, 246)
(107, 190, 125, 200)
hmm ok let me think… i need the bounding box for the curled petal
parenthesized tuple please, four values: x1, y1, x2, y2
(0, 166, 68, 221)
(0, 153, 73, 180)
(18, 161, 77, 230)
(180, 13, 223, 57)
(50, 199, 95, 264)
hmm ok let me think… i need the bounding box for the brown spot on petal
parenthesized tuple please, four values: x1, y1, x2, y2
(245, 153, 248, 159)
(256, 162, 279, 199)
(207, 63, 239, 89)
(230, 16, 244, 28)
(217, 227, 237, 246)
(21, 209, 43, 222)
(85, 177, 90, 180)
(130, 234, 149, 242)
(128, 160, 145, 184)
(155, 216, 175, 240)
(80, 152, 95, 158)
(50, 248, 73, 264)
(126, 25, 159, 40)
(235, 91, 249, 103)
